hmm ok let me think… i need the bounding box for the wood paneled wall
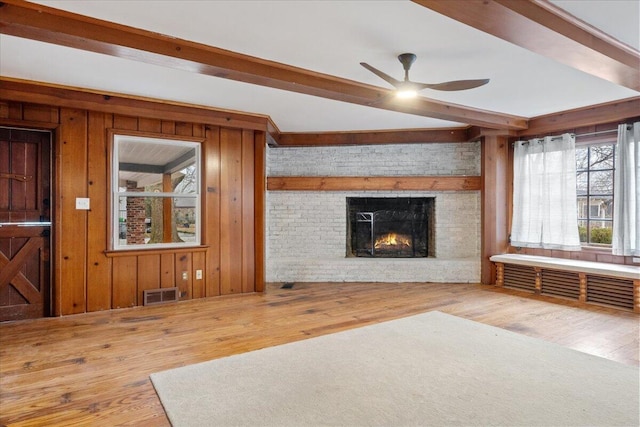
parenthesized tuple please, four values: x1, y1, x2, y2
(480, 135, 510, 284)
(0, 100, 265, 316)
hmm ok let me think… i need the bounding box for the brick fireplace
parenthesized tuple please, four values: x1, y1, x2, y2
(266, 142, 481, 283)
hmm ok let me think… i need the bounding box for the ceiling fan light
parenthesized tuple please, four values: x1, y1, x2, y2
(396, 89, 417, 99)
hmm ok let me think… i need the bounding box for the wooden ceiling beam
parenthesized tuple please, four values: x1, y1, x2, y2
(413, 0, 640, 91)
(0, 0, 527, 130)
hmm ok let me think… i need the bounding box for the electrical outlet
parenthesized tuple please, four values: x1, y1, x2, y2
(195, 269, 203, 280)
(182, 271, 188, 280)
(75, 197, 90, 210)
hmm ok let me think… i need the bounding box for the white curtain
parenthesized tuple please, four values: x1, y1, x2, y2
(612, 122, 640, 256)
(511, 133, 581, 250)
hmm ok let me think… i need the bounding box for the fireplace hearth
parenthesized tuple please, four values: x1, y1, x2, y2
(347, 197, 434, 258)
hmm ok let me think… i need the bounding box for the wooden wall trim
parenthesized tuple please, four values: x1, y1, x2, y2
(275, 97, 640, 147)
(523, 97, 640, 137)
(0, 118, 59, 130)
(267, 176, 481, 191)
(275, 128, 470, 146)
(0, 78, 270, 131)
(104, 246, 210, 258)
(253, 133, 267, 293)
(466, 127, 519, 141)
(241, 129, 256, 294)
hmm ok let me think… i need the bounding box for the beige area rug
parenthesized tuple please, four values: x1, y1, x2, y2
(150, 311, 639, 426)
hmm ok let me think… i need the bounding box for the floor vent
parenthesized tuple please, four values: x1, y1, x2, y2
(503, 264, 537, 292)
(541, 269, 580, 299)
(586, 275, 634, 310)
(143, 287, 179, 306)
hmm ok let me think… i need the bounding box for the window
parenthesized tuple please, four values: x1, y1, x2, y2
(112, 134, 201, 250)
(576, 144, 615, 246)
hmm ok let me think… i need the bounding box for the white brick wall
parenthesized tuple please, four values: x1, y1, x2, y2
(266, 143, 481, 283)
(267, 143, 480, 176)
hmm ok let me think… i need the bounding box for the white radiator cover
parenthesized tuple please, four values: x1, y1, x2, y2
(492, 255, 638, 311)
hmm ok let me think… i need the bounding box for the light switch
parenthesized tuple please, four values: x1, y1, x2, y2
(76, 198, 90, 210)
(196, 269, 203, 280)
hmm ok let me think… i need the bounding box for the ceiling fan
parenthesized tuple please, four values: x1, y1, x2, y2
(360, 53, 489, 98)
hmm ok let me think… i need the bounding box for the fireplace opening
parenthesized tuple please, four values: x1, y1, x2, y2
(346, 197, 434, 258)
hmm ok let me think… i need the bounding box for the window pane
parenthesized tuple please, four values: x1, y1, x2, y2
(588, 145, 614, 170)
(117, 195, 197, 247)
(172, 166, 197, 195)
(119, 172, 162, 192)
(575, 142, 615, 248)
(576, 196, 588, 219)
(576, 171, 588, 195)
(118, 139, 196, 193)
(577, 220, 588, 243)
(589, 170, 613, 195)
(597, 196, 613, 219)
(589, 222, 613, 245)
(575, 147, 588, 170)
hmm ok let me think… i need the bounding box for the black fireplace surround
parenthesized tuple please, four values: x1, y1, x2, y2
(346, 197, 434, 258)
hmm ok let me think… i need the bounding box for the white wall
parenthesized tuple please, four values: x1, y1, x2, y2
(266, 143, 481, 283)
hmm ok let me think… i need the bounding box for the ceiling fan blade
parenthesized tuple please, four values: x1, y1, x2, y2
(360, 62, 401, 88)
(416, 79, 490, 92)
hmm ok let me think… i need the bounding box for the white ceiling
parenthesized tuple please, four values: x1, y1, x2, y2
(1, 0, 638, 132)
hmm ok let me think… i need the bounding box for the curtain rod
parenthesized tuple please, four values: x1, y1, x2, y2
(545, 128, 620, 140)
(514, 124, 633, 145)
(574, 128, 619, 138)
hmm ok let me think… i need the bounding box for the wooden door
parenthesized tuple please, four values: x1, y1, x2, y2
(0, 127, 51, 321)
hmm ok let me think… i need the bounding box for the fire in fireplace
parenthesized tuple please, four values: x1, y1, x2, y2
(346, 197, 434, 258)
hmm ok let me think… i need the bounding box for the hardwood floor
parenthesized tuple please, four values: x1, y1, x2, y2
(1, 282, 638, 426)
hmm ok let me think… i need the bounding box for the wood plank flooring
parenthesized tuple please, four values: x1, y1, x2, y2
(1, 282, 638, 426)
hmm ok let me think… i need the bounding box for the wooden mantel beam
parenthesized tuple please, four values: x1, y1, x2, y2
(0, 0, 527, 130)
(413, 0, 640, 92)
(267, 176, 481, 192)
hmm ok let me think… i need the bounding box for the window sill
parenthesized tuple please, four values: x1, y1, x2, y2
(104, 245, 209, 257)
(579, 245, 613, 253)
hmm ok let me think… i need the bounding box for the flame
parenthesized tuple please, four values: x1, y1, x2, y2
(374, 233, 411, 249)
